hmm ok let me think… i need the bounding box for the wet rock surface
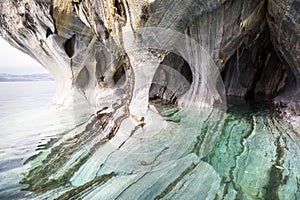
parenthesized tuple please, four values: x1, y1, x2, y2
(0, 0, 299, 199)
(18, 100, 300, 199)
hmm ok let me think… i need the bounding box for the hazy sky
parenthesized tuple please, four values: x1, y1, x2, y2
(0, 37, 48, 74)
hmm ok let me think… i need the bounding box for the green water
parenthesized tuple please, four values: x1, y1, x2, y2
(1, 98, 299, 199)
(202, 99, 300, 199)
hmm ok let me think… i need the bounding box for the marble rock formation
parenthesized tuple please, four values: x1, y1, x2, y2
(0, 0, 300, 199)
(0, 0, 299, 114)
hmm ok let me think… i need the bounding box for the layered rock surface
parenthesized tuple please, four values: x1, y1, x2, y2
(0, 0, 299, 111)
(0, 0, 299, 199)
(19, 101, 300, 199)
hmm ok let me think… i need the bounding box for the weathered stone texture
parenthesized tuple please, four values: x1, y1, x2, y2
(0, 0, 299, 113)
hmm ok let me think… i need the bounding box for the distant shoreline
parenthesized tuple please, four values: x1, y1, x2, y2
(0, 80, 54, 82)
(0, 73, 54, 82)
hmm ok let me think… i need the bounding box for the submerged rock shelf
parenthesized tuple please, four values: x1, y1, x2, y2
(20, 101, 300, 199)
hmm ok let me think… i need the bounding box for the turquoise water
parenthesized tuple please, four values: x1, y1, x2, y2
(0, 82, 299, 199)
(203, 99, 300, 199)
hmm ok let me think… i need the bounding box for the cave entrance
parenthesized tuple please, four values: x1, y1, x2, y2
(112, 57, 126, 86)
(95, 50, 127, 88)
(95, 50, 107, 83)
(149, 52, 193, 107)
(221, 32, 288, 100)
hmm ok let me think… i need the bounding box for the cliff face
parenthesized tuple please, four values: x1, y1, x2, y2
(0, 0, 299, 116)
(266, 0, 300, 129)
(0, 0, 298, 119)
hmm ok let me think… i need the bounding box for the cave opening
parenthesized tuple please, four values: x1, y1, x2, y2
(95, 51, 106, 82)
(95, 50, 127, 87)
(113, 0, 127, 24)
(113, 63, 126, 86)
(64, 34, 76, 58)
(149, 52, 193, 106)
(46, 27, 53, 38)
(221, 31, 287, 101)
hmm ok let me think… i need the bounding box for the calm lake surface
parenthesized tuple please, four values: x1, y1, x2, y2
(0, 82, 299, 199)
(0, 81, 56, 118)
(0, 81, 56, 199)
(0, 81, 89, 199)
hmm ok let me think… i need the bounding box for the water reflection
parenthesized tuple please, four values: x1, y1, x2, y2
(18, 98, 300, 199)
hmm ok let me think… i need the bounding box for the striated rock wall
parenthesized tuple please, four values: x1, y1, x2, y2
(0, 0, 299, 115)
(267, 0, 299, 74)
(267, 0, 300, 121)
(0, 1, 299, 199)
